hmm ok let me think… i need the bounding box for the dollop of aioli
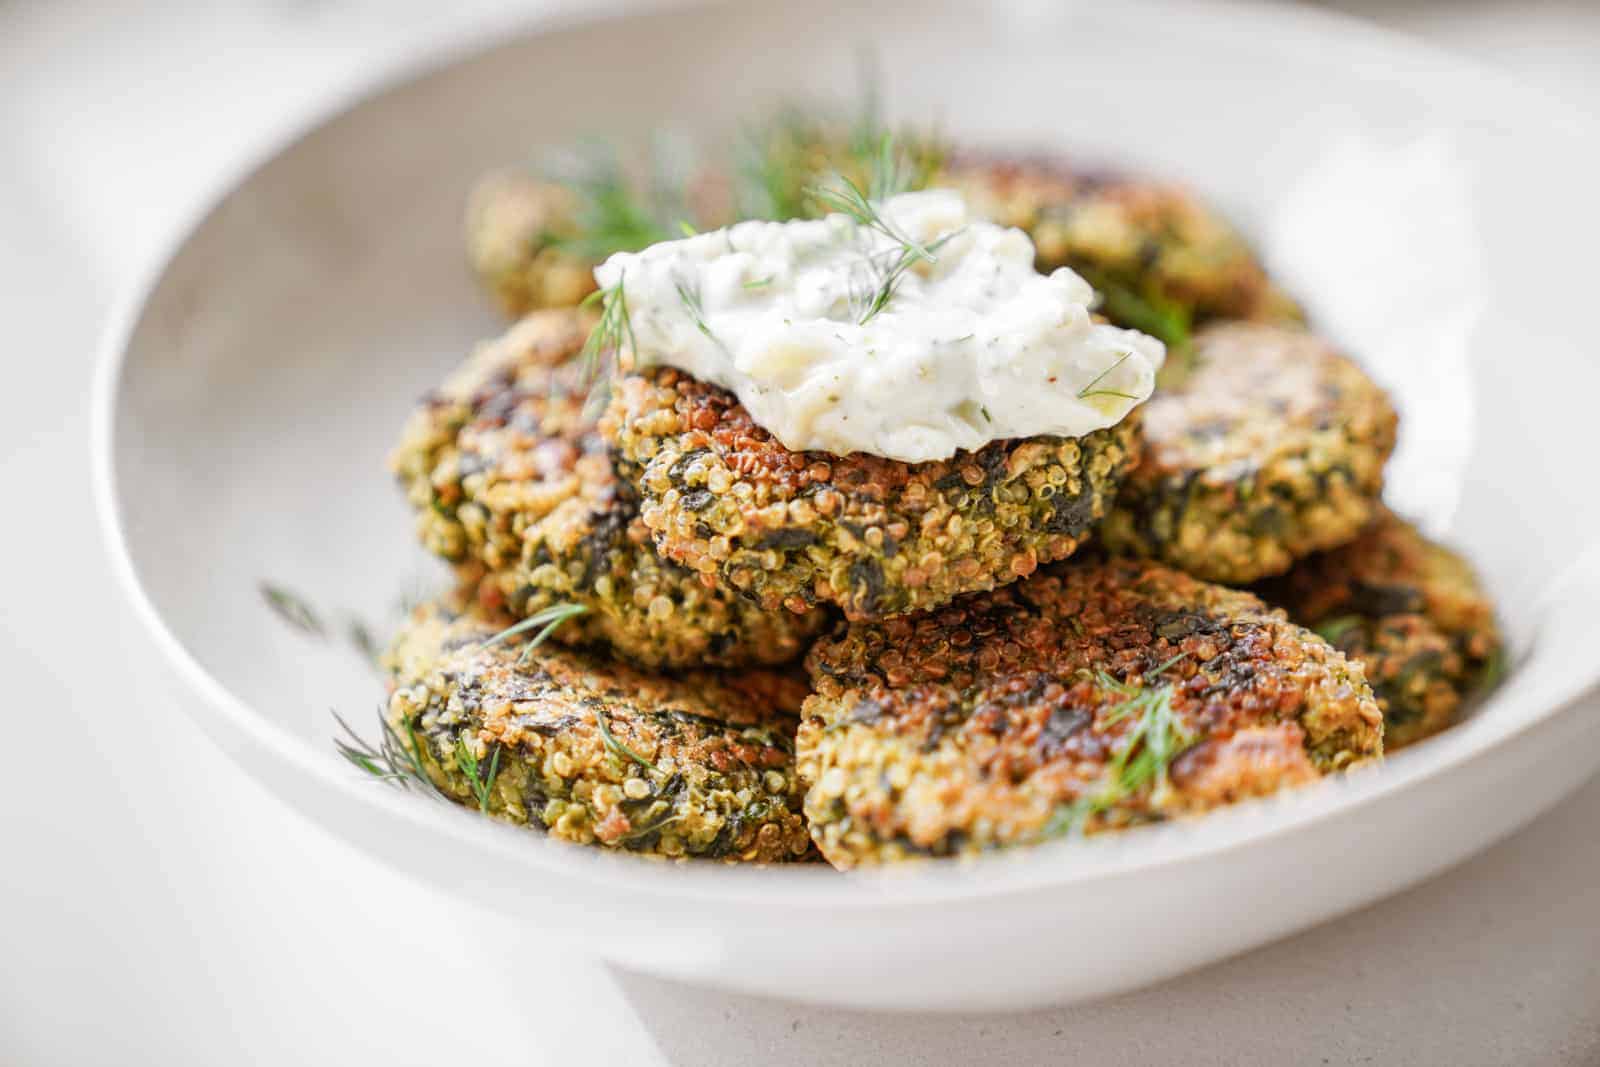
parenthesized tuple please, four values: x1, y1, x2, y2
(594, 189, 1164, 463)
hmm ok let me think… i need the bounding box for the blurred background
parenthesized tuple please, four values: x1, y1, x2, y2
(3, 2, 1598, 1063)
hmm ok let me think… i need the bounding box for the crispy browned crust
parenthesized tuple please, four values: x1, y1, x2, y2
(385, 600, 816, 861)
(943, 153, 1303, 334)
(1099, 322, 1398, 583)
(1257, 509, 1502, 748)
(391, 310, 827, 668)
(602, 367, 1141, 621)
(797, 557, 1383, 867)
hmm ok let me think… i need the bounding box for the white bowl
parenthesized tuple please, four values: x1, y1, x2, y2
(93, 0, 1600, 1011)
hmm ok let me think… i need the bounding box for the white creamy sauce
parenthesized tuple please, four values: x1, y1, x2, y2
(594, 189, 1164, 463)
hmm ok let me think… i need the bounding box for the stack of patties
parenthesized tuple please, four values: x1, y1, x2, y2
(386, 134, 1497, 867)
(386, 307, 826, 861)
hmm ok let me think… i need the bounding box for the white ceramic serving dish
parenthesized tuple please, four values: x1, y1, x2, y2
(93, 0, 1600, 1011)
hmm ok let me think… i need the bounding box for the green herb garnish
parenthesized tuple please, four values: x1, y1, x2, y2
(542, 143, 673, 260)
(574, 275, 637, 394)
(674, 272, 727, 352)
(453, 738, 503, 813)
(1045, 652, 1194, 837)
(594, 706, 658, 772)
(481, 602, 589, 665)
(1076, 350, 1141, 402)
(809, 172, 961, 324)
(260, 582, 324, 636)
(333, 710, 448, 800)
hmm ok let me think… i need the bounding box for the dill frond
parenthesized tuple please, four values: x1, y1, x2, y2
(1076, 351, 1141, 402)
(673, 272, 727, 352)
(574, 276, 637, 392)
(260, 582, 324, 636)
(542, 141, 673, 261)
(333, 709, 448, 800)
(453, 739, 503, 813)
(1045, 652, 1194, 837)
(593, 706, 658, 773)
(480, 602, 589, 665)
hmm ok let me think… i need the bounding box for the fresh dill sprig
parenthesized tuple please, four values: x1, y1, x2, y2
(480, 602, 589, 665)
(1044, 652, 1194, 838)
(333, 709, 448, 800)
(575, 275, 637, 393)
(260, 582, 324, 636)
(734, 107, 829, 222)
(673, 272, 727, 352)
(594, 706, 658, 772)
(856, 228, 961, 324)
(542, 142, 672, 260)
(809, 172, 961, 324)
(1076, 351, 1141, 402)
(453, 739, 503, 813)
(809, 175, 936, 262)
(335, 710, 502, 814)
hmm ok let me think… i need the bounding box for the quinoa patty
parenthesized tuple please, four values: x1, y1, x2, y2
(1257, 509, 1502, 749)
(1099, 322, 1398, 584)
(392, 310, 827, 668)
(384, 601, 815, 861)
(797, 557, 1383, 867)
(603, 367, 1141, 621)
(944, 154, 1302, 344)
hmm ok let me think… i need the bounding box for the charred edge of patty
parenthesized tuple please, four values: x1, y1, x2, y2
(796, 558, 1383, 866)
(1257, 510, 1503, 749)
(1100, 322, 1398, 584)
(604, 367, 1141, 621)
(390, 312, 829, 668)
(383, 602, 817, 862)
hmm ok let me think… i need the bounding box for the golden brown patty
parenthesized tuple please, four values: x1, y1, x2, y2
(797, 557, 1383, 867)
(391, 310, 827, 668)
(603, 366, 1141, 621)
(384, 600, 816, 861)
(1098, 322, 1398, 584)
(1257, 509, 1502, 749)
(944, 154, 1302, 343)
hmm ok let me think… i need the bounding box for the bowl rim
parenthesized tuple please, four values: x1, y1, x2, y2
(90, 0, 1600, 908)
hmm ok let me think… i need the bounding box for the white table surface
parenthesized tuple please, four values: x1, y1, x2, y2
(4, 2, 1598, 1063)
